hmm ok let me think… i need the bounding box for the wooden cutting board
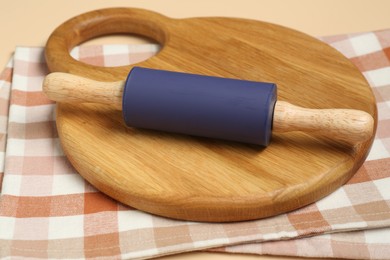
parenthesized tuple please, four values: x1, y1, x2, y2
(45, 8, 377, 222)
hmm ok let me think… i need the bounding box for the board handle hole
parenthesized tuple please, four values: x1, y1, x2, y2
(70, 34, 161, 68)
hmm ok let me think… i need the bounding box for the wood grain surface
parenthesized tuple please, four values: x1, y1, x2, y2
(45, 8, 377, 222)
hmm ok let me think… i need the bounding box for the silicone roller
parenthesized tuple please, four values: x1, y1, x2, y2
(43, 67, 374, 146)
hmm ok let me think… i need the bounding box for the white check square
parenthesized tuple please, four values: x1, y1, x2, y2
(366, 139, 390, 161)
(365, 227, 390, 243)
(373, 178, 390, 200)
(51, 174, 86, 195)
(0, 216, 16, 239)
(317, 188, 352, 210)
(118, 210, 154, 231)
(6, 138, 25, 156)
(11, 74, 29, 91)
(350, 33, 382, 56)
(363, 67, 390, 87)
(48, 216, 84, 239)
(14, 47, 32, 62)
(103, 44, 129, 55)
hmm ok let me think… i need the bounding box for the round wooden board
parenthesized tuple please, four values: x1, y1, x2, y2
(45, 8, 377, 222)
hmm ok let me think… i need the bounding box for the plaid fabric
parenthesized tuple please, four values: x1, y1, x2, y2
(0, 60, 12, 191)
(0, 30, 390, 259)
(215, 227, 390, 259)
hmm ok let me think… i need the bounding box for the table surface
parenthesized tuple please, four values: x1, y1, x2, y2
(1, 0, 389, 259)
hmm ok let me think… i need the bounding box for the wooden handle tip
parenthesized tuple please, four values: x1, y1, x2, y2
(273, 101, 375, 144)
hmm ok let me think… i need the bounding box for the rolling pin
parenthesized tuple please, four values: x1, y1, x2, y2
(43, 67, 374, 146)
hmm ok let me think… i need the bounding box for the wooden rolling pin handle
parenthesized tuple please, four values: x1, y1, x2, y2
(273, 101, 374, 143)
(43, 72, 124, 110)
(43, 72, 374, 144)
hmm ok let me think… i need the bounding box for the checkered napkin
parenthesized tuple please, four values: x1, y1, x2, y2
(0, 30, 390, 259)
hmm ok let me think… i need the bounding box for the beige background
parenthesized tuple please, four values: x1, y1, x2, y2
(1, 0, 390, 259)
